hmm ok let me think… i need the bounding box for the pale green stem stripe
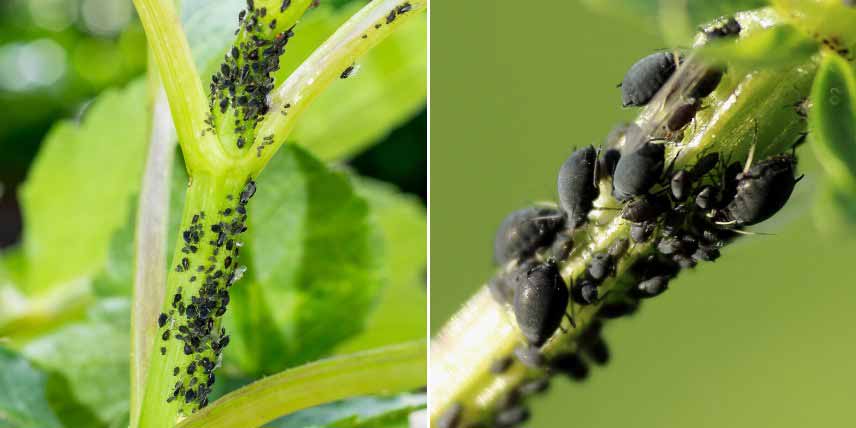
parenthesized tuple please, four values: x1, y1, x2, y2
(243, 0, 427, 175)
(132, 0, 228, 172)
(176, 341, 427, 428)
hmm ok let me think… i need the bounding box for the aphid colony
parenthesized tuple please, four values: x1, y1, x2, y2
(209, 0, 295, 148)
(447, 17, 803, 428)
(156, 180, 256, 414)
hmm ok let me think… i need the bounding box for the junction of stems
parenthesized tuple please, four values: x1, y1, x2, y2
(430, 9, 817, 427)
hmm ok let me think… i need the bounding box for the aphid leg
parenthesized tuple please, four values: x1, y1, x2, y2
(743, 120, 758, 174)
(564, 312, 577, 329)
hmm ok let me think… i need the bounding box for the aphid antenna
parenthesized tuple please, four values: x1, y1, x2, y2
(564, 312, 577, 329)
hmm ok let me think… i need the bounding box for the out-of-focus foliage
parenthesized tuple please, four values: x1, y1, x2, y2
(19, 79, 148, 292)
(699, 24, 818, 70)
(0, 0, 425, 426)
(0, 346, 63, 428)
(270, 393, 426, 428)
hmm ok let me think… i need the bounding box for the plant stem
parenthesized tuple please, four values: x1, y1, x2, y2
(176, 341, 427, 428)
(136, 171, 250, 428)
(430, 10, 817, 426)
(243, 0, 427, 175)
(130, 88, 177, 426)
(132, 0, 228, 172)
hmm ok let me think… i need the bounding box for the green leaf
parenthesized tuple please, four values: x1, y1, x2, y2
(92, 206, 136, 297)
(279, 5, 428, 160)
(269, 393, 426, 428)
(699, 24, 819, 70)
(227, 145, 384, 375)
(19, 79, 149, 292)
(336, 178, 426, 353)
(581, 0, 766, 43)
(22, 299, 131, 428)
(810, 53, 856, 192)
(773, 0, 856, 54)
(0, 346, 63, 428)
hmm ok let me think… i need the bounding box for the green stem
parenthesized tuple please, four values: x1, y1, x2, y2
(176, 341, 427, 428)
(243, 0, 427, 175)
(130, 87, 177, 426)
(430, 10, 816, 426)
(132, 0, 228, 172)
(136, 171, 251, 428)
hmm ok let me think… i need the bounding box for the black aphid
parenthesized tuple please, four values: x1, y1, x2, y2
(612, 142, 666, 202)
(490, 356, 513, 374)
(495, 406, 530, 427)
(692, 246, 720, 262)
(436, 403, 463, 428)
(695, 185, 717, 210)
(690, 67, 724, 99)
(620, 51, 680, 107)
(630, 221, 656, 243)
(340, 64, 355, 79)
(690, 152, 720, 178)
(666, 98, 702, 132)
(631, 276, 669, 298)
(671, 170, 691, 201)
(621, 194, 670, 223)
(703, 17, 741, 40)
(608, 238, 629, 259)
(551, 233, 574, 260)
(158, 313, 167, 327)
(162, 330, 170, 341)
(597, 300, 639, 319)
(551, 352, 589, 380)
(493, 206, 564, 265)
(586, 252, 614, 282)
(582, 336, 610, 365)
(240, 180, 257, 205)
(571, 279, 598, 305)
(518, 378, 550, 395)
(722, 154, 800, 226)
(557, 145, 599, 229)
(513, 260, 569, 347)
(489, 260, 534, 305)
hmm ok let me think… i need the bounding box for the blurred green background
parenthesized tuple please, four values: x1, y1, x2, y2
(430, 2, 856, 427)
(0, 0, 426, 249)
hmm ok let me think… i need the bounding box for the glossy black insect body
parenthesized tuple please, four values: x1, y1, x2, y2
(557, 145, 599, 229)
(703, 17, 741, 40)
(550, 233, 574, 261)
(586, 252, 614, 283)
(723, 154, 800, 225)
(630, 221, 656, 243)
(571, 279, 598, 305)
(671, 170, 691, 201)
(621, 52, 679, 107)
(488, 259, 535, 305)
(667, 98, 702, 132)
(613, 142, 666, 201)
(695, 185, 717, 210)
(690, 67, 725, 99)
(513, 261, 569, 347)
(495, 406, 530, 427)
(597, 300, 639, 319)
(631, 275, 669, 298)
(551, 352, 589, 381)
(621, 194, 670, 223)
(494, 206, 565, 265)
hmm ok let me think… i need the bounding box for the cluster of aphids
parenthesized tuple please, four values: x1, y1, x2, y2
(156, 180, 256, 414)
(209, 0, 296, 149)
(447, 17, 805, 428)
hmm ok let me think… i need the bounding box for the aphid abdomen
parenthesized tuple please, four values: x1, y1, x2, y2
(724, 155, 798, 225)
(612, 142, 666, 202)
(557, 145, 599, 229)
(621, 51, 679, 107)
(493, 207, 565, 265)
(513, 261, 569, 347)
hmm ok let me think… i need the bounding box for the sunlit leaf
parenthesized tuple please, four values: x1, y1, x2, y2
(699, 24, 819, 70)
(269, 393, 426, 428)
(227, 145, 384, 375)
(336, 178, 426, 353)
(0, 346, 63, 428)
(809, 52, 856, 192)
(22, 299, 131, 428)
(18, 80, 149, 292)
